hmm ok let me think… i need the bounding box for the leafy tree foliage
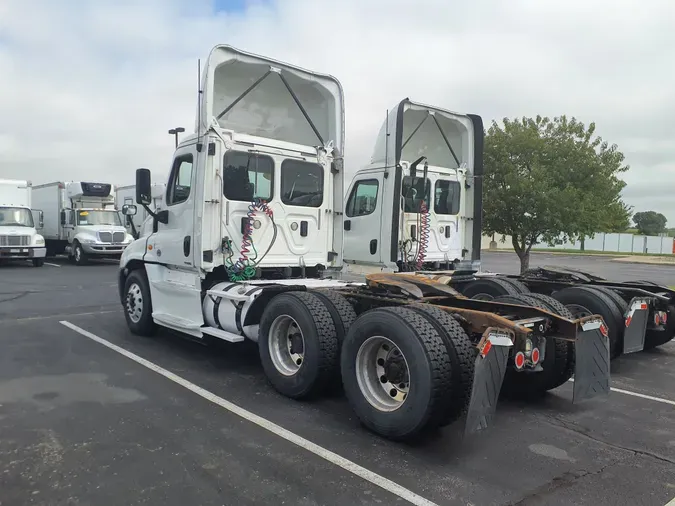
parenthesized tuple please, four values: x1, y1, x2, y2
(483, 115, 630, 272)
(633, 211, 667, 236)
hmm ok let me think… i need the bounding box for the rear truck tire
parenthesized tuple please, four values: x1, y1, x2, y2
(644, 304, 675, 350)
(494, 294, 573, 398)
(32, 258, 44, 267)
(552, 286, 624, 359)
(340, 306, 453, 441)
(520, 292, 576, 388)
(495, 277, 530, 294)
(258, 292, 338, 400)
(460, 277, 523, 301)
(408, 304, 475, 426)
(123, 269, 157, 337)
(72, 242, 87, 265)
(312, 290, 357, 345)
(311, 290, 358, 393)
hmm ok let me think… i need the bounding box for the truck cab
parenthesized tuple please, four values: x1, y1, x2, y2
(119, 44, 345, 335)
(0, 179, 46, 267)
(343, 100, 482, 274)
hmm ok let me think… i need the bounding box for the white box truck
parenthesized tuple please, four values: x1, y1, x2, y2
(116, 183, 166, 238)
(0, 179, 46, 267)
(33, 181, 134, 265)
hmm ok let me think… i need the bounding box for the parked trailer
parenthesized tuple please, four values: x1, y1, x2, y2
(0, 179, 46, 266)
(342, 99, 674, 360)
(33, 181, 135, 264)
(118, 45, 610, 442)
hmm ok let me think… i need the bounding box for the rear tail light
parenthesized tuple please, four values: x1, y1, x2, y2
(514, 351, 525, 369)
(531, 347, 540, 365)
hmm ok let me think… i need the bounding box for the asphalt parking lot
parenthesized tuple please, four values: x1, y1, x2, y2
(1, 255, 675, 506)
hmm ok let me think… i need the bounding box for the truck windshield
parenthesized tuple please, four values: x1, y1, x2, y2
(0, 207, 34, 227)
(76, 210, 122, 226)
(402, 177, 431, 213)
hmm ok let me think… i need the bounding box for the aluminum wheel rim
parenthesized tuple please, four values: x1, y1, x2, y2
(74, 247, 81, 261)
(126, 283, 143, 323)
(355, 336, 410, 412)
(268, 315, 305, 376)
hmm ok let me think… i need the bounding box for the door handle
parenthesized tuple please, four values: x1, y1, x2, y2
(369, 239, 377, 255)
(344, 220, 351, 231)
(183, 236, 191, 257)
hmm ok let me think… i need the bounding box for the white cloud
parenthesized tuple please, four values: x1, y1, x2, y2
(1, 0, 674, 223)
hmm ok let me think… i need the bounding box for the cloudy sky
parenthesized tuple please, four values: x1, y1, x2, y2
(1, 0, 674, 224)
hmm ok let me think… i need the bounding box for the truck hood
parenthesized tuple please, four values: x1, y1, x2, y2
(0, 225, 37, 235)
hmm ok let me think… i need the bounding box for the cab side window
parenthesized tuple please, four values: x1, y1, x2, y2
(346, 179, 379, 217)
(167, 154, 194, 206)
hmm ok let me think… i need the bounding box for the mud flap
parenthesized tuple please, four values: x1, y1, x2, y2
(464, 335, 512, 435)
(573, 319, 610, 403)
(622, 298, 650, 354)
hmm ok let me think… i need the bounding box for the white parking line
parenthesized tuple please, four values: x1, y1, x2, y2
(569, 379, 675, 406)
(59, 320, 438, 506)
(665, 496, 675, 506)
(44, 262, 61, 267)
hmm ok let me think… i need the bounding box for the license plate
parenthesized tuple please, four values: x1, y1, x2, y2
(10, 249, 20, 253)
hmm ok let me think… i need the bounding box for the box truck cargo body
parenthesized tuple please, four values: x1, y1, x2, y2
(33, 181, 134, 264)
(0, 179, 46, 266)
(115, 183, 166, 238)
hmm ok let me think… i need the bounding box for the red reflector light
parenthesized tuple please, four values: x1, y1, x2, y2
(640, 303, 648, 310)
(480, 340, 492, 358)
(600, 323, 608, 337)
(625, 316, 632, 328)
(663, 312, 668, 324)
(514, 351, 525, 369)
(531, 347, 540, 365)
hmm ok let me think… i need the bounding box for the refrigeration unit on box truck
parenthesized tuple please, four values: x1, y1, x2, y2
(32, 181, 134, 264)
(0, 179, 46, 266)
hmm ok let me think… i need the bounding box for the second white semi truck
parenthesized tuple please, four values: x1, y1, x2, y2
(33, 181, 134, 265)
(0, 179, 46, 267)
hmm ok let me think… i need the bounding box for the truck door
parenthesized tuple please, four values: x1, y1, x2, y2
(343, 170, 385, 265)
(142, 142, 204, 335)
(152, 145, 198, 269)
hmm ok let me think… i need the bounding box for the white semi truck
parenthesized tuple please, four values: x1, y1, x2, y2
(118, 45, 611, 443)
(116, 183, 166, 239)
(0, 179, 46, 267)
(342, 99, 674, 361)
(33, 181, 134, 265)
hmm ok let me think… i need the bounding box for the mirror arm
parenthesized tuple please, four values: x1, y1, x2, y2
(142, 204, 168, 225)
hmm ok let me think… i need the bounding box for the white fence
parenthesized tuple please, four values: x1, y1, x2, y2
(482, 233, 675, 255)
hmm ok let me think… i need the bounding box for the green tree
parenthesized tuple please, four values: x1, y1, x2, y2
(483, 115, 630, 272)
(633, 211, 667, 236)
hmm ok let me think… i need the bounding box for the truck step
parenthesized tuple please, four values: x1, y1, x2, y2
(152, 313, 203, 331)
(200, 327, 245, 343)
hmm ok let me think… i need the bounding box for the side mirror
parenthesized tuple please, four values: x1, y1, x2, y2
(60, 210, 66, 226)
(122, 204, 138, 216)
(38, 210, 44, 229)
(136, 168, 152, 206)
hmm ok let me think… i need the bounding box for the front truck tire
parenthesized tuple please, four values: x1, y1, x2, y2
(72, 242, 87, 266)
(32, 258, 44, 267)
(123, 269, 157, 336)
(258, 292, 339, 400)
(494, 294, 574, 399)
(340, 306, 453, 441)
(552, 286, 624, 359)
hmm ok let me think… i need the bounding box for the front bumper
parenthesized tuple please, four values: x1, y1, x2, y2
(81, 243, 128, 256)
(0, 246, 47, 259)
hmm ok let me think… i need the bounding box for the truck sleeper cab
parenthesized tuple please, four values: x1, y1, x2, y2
(118, 46, 611, 444)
